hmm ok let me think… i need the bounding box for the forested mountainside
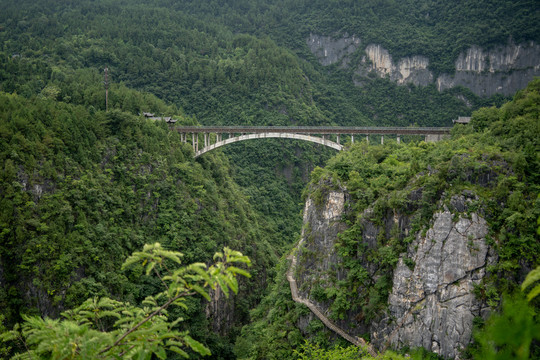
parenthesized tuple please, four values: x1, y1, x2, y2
(238, 78, 540, 360)
(0, 0, 538, 359)
(0, 91, 283, 357)
(1, 0, 537, 265)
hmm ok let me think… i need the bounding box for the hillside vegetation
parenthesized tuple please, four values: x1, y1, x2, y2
(0, 0, 538, 358)
(237, 78, 539, 359)
(1, 0, 529, 263)
(0, 91, 280, 357)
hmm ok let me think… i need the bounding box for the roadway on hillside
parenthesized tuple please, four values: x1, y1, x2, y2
(286, 243, 378, 357)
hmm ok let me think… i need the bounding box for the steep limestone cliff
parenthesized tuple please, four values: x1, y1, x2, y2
(372, 197, 495, 359)
(437, 41, 540, 96)
(358, 44, 433, 86)
(295, 185, 368, 336)
(294, 183, 494, 358)
(307, 34, 540, 97)
(307, 33, 361, 67)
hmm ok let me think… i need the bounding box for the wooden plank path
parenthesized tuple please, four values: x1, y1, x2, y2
(286, 250, 378, 357)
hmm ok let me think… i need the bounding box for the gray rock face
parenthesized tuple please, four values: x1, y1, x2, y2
(297, 181, 495, 358)
(371, 205, 494, 359)
(437, 41, 540, 96)
(297, 189, 348, 294)
(205, 287, 236, 335)
(358, 44, 433, 86)
(307, 33, 361, 67)
(296, 186, 370, 336)
(307, 34, 540, 97)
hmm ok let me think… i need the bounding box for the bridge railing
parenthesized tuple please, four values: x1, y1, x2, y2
(172, 125, 452, 156)
(173, 126, 452, 135)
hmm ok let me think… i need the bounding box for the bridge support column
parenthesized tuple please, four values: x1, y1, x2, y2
(397, 135, 400, 144)
(336, 135, 340, 145)
(366, 135, 369, 143)
(381, 136, 384, 145)
(351, 135, 354, 144)
(425, 134, 443, 142)
(192, 133, 198, 152)
(204, 133, 208, 147)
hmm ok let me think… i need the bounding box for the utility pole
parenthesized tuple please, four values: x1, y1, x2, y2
(104, 66, 109, 112)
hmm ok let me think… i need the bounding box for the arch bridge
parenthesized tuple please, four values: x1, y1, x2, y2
(172, 126, 451, 157)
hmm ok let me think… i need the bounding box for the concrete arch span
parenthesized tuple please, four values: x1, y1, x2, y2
(195, 132, 343, 157)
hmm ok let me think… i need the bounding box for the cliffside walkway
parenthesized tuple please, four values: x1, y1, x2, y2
(286, 249, 378, 357)
(172, 126, 451, 157)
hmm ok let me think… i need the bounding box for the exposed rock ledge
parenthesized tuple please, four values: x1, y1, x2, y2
(307, 33, 540, 97)
(295, 181, 495, 358)
(371, 207, 496, 359)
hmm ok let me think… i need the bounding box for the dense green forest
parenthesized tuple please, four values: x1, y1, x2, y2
(0, 91, 284, 357)
(0, 0, 538, 358)
(0, 0, 522, 259)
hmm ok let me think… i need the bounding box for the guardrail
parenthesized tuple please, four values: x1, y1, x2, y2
(173, 126, 452, 135)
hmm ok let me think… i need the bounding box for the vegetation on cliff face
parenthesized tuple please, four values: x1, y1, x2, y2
(237, 79, 539, 358)
(158, 0, 540, 75)
(305, 77, 539, 323)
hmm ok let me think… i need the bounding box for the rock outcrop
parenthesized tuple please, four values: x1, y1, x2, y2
(437, 41, 540, 96)
(295, 185, 372, 337)
(295, 188, 347, 298)
(358, 44, 433, 86)
(307, 34, 540, 97)
(205, 288, 236, 335)
(371, 200, 495, 359)
(307, 33, 361, 67)
(295, 181, 494, 358)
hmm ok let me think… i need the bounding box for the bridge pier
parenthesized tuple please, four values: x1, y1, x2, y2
(425, 134, 445, 142)
(336, 135, 340, 145)
(397, 135, 400, 144)
(192, 133, 199, 152)
(351, 135, 354, 144)
(381, 136, 384, 145)
(366, 135, 369, 143)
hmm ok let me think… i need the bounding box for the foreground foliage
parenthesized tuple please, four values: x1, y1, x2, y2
(1, 244, 251, 359)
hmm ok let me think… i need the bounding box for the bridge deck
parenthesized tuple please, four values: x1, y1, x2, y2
(174, 126, 452, 135)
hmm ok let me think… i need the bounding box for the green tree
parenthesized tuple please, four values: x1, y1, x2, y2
(293, 340, 407, 360)
(1, 244, 251, 359)
(472, 266, 540, 360)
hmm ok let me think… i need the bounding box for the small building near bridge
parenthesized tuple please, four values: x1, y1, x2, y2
(141, 112, 177, 123)
(453, 116, 471, 124)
